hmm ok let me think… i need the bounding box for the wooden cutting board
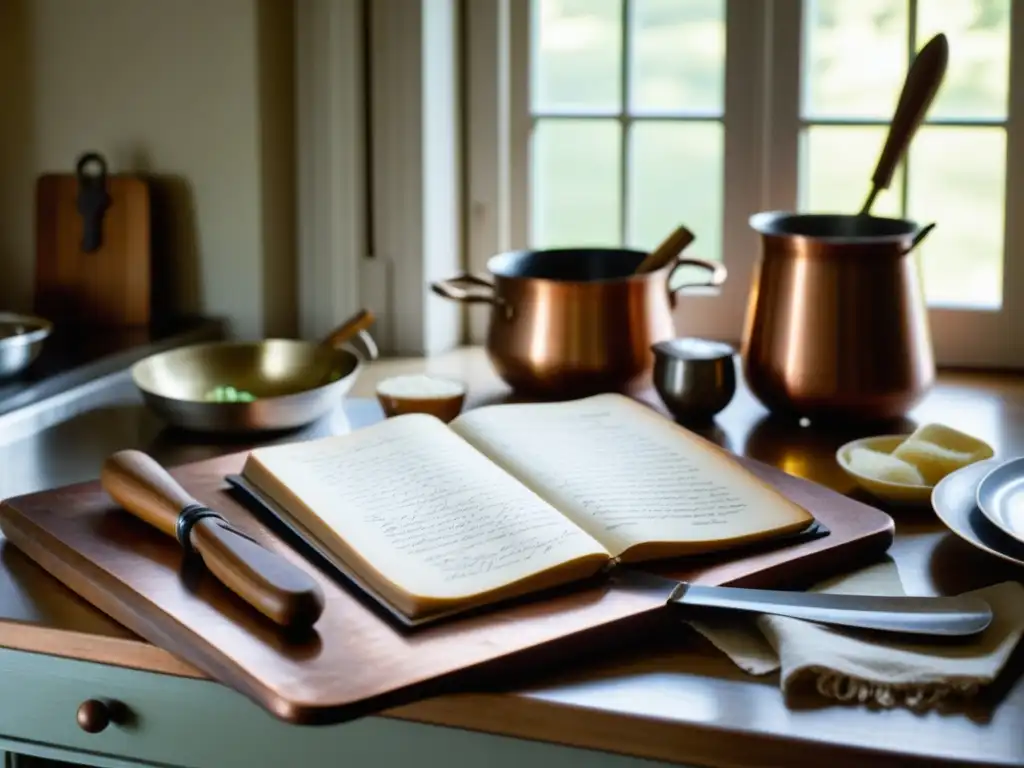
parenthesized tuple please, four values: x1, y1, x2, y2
(35, 152, 151, 327)
(0, 450, 895, 725)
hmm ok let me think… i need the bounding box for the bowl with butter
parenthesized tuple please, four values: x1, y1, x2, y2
(836, 424, 995, 505)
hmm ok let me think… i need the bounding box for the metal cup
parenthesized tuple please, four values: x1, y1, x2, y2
(0, 313, 52, 379)
(651, 338, 736, 424)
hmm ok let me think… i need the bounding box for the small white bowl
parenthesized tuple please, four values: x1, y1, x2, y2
(375, 374, 467, 423)
(836, 434, 934, 505)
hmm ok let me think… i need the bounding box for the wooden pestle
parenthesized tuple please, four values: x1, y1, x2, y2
(634, 225, 696, 274)
(101, 450, 326, 630)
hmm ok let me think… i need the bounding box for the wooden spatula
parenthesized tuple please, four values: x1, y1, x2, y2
(634, 225, 696, 274)
(860, 33, 949, 215)
(101, 449, 325, 630)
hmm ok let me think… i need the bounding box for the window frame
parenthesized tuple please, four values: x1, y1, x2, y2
(295, 0, 368, 344)
(295, 0, 463, 355)
(463, 0, 1024, 367)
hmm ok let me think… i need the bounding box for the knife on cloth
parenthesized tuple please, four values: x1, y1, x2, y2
(611, 570, 993, 637)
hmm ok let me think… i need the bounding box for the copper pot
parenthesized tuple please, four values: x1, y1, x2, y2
(431, 248, 727, 396)
(741, 212, 936, 423)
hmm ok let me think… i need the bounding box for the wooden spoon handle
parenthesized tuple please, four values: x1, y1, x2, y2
(319, 308, 376, 350)
(635, 225, 696, 274)
(869, 33, 949, 196)
(101, 450, 325, 629)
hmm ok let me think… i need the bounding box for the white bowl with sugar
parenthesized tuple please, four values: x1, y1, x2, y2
(375, 374, 467, 422)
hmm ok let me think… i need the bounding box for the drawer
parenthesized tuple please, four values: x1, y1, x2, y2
(0, 647, 679, 768)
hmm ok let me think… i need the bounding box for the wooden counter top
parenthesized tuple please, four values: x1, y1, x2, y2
(2, 347, 1024, 767)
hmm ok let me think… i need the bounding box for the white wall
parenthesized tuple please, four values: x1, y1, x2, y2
(0, 0, 296, 340)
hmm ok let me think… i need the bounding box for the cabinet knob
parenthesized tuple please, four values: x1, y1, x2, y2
(76, 699, 111, 733)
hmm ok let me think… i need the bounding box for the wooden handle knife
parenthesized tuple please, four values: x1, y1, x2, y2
(101, 450, 325, 630)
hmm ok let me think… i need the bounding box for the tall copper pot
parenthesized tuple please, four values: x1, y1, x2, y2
(741, 212, 936, 423)
(431, 247, 727, 397)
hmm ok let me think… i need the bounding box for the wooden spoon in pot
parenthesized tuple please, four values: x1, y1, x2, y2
(634, 225, 696, 274)
(860, 33, 949, 216)
(319, 308, 376, 349)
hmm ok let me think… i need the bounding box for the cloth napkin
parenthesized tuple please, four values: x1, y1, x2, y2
(687, 559, 1024, 710)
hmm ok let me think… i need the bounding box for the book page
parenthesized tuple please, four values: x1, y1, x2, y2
(243, 414, 610, 614)
(451, 394, 813, 559)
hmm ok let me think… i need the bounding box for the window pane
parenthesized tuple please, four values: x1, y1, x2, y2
(531, 119, 622, 247)
(800, 126, 904, 217)
(916, 0, 1009, 120)
(627, 121, 723, 261)
(803, 0, 908, 118)
(629, 0, 725, 116)
(532, 0, 622, 114)
(908, 127, 1005, 309)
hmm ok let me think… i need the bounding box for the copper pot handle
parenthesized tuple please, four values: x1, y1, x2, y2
(667, 258, 728, 301)
(905, 223, 936, 255)
(431, 274, 503, 306)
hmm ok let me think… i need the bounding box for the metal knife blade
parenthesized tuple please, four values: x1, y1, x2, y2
(611, 570, 993, 637)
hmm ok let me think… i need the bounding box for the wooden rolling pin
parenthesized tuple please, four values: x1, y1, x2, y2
(101, 450, 325, 630)
(634, 225, 696, 274)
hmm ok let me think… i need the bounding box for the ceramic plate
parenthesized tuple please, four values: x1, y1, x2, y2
(932, 458, 1024, 567)
(975, 456, 1024, 546)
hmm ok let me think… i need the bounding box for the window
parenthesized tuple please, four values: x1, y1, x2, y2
(465, 0, 1024, 366)
(529, 0, 725, 260)
(799, 0, 1010, 311)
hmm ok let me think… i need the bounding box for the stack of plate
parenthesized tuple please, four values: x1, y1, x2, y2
(934, 457, 1024, 566)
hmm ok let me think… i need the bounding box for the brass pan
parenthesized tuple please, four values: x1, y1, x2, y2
(132, 310, 378, 434)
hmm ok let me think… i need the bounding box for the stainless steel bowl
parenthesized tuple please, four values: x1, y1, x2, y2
(652, 338, 736, 423)
(0, 313, 52, 379)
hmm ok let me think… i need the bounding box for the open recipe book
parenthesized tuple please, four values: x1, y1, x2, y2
(236, 394, 818, 624)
